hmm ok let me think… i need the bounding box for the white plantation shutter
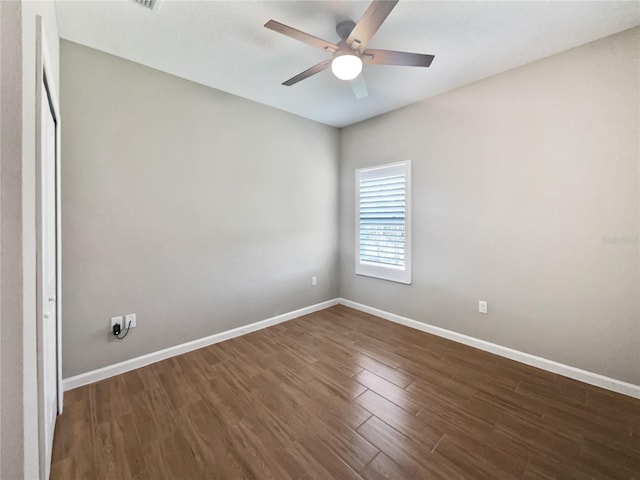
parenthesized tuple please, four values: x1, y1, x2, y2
(359, 175, 406, 266)
(356, 161, 411, 284)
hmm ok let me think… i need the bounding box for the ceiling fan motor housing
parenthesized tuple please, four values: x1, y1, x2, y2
(334, 42, 362, 59)
(336, 20, 357, 42)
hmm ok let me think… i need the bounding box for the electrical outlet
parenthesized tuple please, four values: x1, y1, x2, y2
(125, 313, 137, 328)
(110, 316, 123, 332)
(479, 301, 488, 314)
(311, 276, 317, 286)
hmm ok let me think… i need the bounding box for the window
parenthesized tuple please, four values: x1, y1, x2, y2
(356, 161, 411, 284)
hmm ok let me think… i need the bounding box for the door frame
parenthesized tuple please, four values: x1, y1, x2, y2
(35, 14, 62, 478)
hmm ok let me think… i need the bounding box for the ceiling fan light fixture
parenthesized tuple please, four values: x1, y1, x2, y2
(331, 53, 363, 81)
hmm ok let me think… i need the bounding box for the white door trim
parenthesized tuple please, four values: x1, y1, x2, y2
(35, 15, 62, 480)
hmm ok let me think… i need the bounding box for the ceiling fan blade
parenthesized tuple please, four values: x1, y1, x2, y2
(349, 74, 368, 99)
(265, 20, 339, 52)
(346, 0, 399, 51)
(282, 59, 332, 86)
(363, 49, 435, 67)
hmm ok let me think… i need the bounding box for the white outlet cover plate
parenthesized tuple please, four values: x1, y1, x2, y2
(125, 313, 137, 328)
(110, 316, 123, 329)
(479, 301, 488, 314)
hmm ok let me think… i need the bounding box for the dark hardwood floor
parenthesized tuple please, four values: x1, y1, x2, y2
(51, 305, 640, 479)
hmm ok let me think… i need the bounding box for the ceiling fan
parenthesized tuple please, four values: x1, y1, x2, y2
(264, 0, 435, 99)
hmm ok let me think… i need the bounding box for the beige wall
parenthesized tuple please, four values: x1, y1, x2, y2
(339, 27, 640, 385)
(60, 41, 340, 377)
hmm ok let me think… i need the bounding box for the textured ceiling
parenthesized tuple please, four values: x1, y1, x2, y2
(55, 0, 640, 128)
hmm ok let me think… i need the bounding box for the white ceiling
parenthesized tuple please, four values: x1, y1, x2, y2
(55, 0, 640, 128)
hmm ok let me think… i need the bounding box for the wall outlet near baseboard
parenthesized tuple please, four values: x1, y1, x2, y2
(125, 313, 137, 328)
(479, 301, 488, 314)
(110, 316, 123, 332)
(311, 276, 317, 286)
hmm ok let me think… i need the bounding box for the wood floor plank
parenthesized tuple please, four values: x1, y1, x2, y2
(352, 369, 424, 414)
(406, 374, 476, 405)
(360, 452, 409, 480)
(515, 378, 588, 410)
(579, 436, 640, 477)
(472, 385, 546, 420)
(158, 370, 201, 410)
(544, 401, 634, 445)
(114, 412, 147, 478)
(299, 435, 364, 480)
(355, 390, 443, 449)
(432, 434, 521, 480)
(300, 379, 372, 429)
(142, 430, 209, 480)
(453, 366, 521, 395)
(416, 396, 496, 439)
(93, 418, 132, 479)
(439, 430, 529, 478)
(233, 418, 308, 480)
(492, 410, 582, 461)
(94, 375, 131, 424)
(305, 413, 379, 472)
(51, 305, 640, 479)
(524, 450, 634, 480)
(50, 457, 76, 480)
(357, 416, 466, 480)
(351, 353, 414, 388)
(50, 387, 97, 478)
(130, 387, 178, 445)
(177, 400, 257, 480)
(304, 360, 367, 400)
(395, 350, 460, 380)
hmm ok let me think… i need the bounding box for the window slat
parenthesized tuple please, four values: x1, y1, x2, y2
(358, 169, 406, 268)
(360, 256, 404, 266)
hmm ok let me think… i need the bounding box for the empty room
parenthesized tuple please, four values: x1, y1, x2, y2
(1, 0, 639, 478)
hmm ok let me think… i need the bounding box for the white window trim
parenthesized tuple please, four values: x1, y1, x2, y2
(355, 160, 412, 284)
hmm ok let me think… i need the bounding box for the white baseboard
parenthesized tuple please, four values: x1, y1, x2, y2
(338, 298, 640, 399)
(64, 296, 640, 399)
(63, 298, 340, 391)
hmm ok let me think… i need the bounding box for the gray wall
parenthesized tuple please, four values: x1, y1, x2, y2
(62, 28, 640, 386)
(61, 41, 339, 377)
(339, 27, 640, 385)
(1, 2, 23, 477)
